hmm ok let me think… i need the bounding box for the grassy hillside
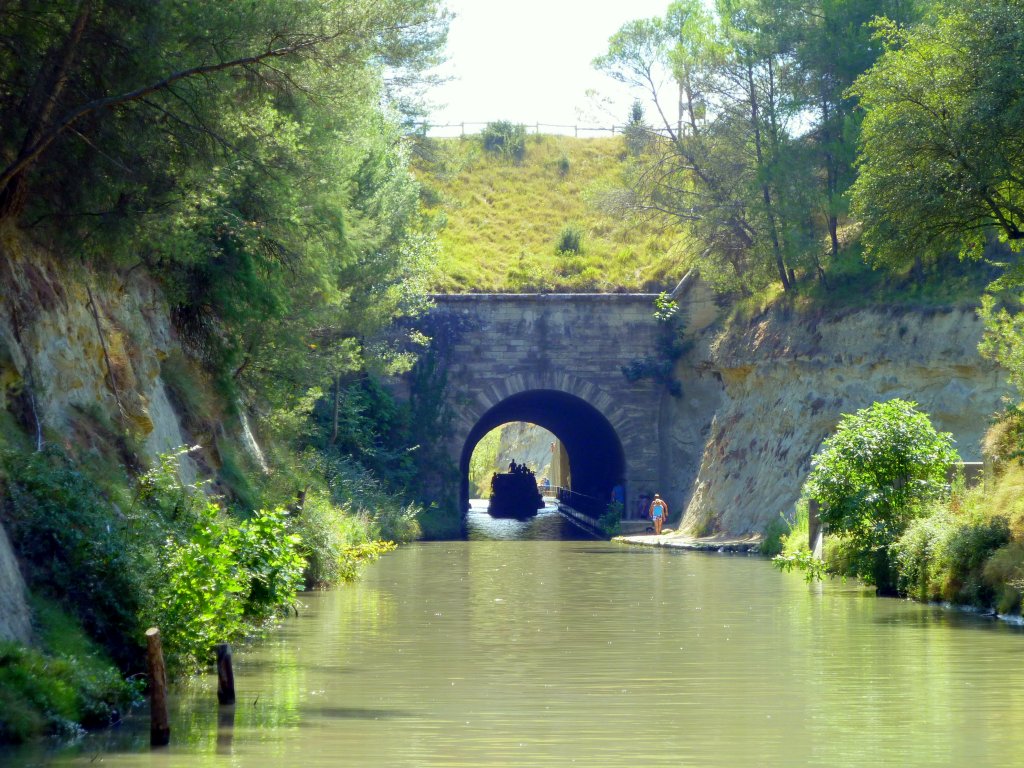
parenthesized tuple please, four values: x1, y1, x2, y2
(414, 135, 684, 293)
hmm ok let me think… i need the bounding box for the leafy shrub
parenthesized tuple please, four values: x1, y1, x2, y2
(293, 491, 368, 587)
(229, 507, 306, 620)
(893, 507, 952, 600)
(804, 399, 959, 593)
(761, 513, 791, 557)
(147, 503, 306, 673)
(0, 599, 140, 744)
(480, 121, 526, 162)
(599, 501, 623, 538)
(372, 501, 422, 543)
(894, 507, 1010, 607)
(0, 642, 139, 743)
(557, 225, 583, 254)
(983, 542, 1024, 614)
(556, 155, 571, 176)
(147, 503, 247, 674)
(934, 514, 1010, 607)
(0, 448, 146, 667)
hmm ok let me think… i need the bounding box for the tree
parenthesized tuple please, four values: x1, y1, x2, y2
(594, 0, 827, 293)
(785, 0, 917, 264)
(0, 0, 446, 419)
(805, 399, 959, 593)
(848, 0, 1024, 271)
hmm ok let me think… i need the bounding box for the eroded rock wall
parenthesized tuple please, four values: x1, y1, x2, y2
(0, 229, 191, 463)
(0, 227, 196, 637)
(671, 306, 1007, 536)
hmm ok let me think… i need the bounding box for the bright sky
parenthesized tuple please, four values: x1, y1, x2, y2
(426, 0, 674, 132)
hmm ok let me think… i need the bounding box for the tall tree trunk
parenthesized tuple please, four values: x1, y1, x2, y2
(747, 63, 790, 292)
(0, 0, 93, 219)
(330, 375, 341, 445)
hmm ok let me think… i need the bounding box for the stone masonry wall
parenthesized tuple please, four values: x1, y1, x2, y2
(432, 294, 669, 514)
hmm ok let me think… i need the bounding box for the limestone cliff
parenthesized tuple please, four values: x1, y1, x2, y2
(668, 305, 1008, 537)
(0, 228, 192, 465)
(0, 228, 217, 639)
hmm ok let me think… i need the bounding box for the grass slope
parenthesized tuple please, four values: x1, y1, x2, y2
(415, 135, 684, 293)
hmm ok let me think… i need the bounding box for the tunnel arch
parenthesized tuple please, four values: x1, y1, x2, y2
(459, 389, 626, 513)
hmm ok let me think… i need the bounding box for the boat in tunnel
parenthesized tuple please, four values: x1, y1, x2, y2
(488, 468, 544, 518)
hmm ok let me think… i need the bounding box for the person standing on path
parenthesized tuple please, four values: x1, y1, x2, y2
(648, 494, 668, 535)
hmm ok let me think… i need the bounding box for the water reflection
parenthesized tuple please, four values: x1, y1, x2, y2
(6, 540, 1024, 767)
(466, 498, 596, 541)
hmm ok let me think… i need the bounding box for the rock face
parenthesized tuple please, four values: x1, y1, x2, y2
(0, 229, 192, 462)
(0, 522, 31, 643)
(668, 306, 1008, 536)
(0, 226, 196, 643)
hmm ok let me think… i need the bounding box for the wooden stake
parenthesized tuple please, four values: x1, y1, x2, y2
(216, 643, 236, 705)
(145, 627, 170, 747)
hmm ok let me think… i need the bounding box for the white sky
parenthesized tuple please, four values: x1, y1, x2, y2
(426, 0, 674, 132)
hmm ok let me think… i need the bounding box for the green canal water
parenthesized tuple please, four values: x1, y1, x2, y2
(9, 504, 1024, 767)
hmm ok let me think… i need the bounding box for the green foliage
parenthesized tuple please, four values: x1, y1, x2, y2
(599, 501, 624, 538)
(849, 0, 1024, 270)
(622, 292, 688, 397)
(979, 295, 1024, 401)
(771, 499, 828, 579)
(293, 491, 371, 587)
(229, 508, 306, 621)
(595, 0, 918, 295)
(0, 595, 141, 744)
(146, 504, 248, 675)
(804, 399, 959, 592)
(0, 2, 446, 475)
(557, 225, 583, 254)
(773, 549, 829, 583)
(413, 135, 681, 293)
(760, 514, 791, 558)
(894, 497, 1013, 608)
(469, 428, 503, 498)
(0, 448, 145, 667)
(481, 121, 527, 162)
(0, 640, 139, 743)
(982, 542, 1024, 614)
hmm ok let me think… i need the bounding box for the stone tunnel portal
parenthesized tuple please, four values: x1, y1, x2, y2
(459, 390, 626, 514)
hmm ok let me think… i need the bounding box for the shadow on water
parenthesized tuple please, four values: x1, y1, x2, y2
(466, 499, 597, 541)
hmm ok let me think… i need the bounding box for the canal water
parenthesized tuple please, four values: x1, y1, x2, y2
(10, 504, 1024, 767)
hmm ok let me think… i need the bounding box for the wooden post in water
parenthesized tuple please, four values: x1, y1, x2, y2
(145, 627, 170, 747)
(216, 643, 236, 705)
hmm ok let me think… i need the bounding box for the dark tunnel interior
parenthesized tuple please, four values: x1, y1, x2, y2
(459, 389, 626, 512)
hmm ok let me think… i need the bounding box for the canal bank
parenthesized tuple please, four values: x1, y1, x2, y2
(615, 531, 762, 553)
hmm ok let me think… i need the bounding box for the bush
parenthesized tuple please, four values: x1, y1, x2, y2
(557, 225, 583, 254)
(0, 642, 139, 743)
(0, 448, 146, 668)
(480, 121, 526, 162)
(761, 513, 791, 557)
(229, 507, 306, 621)
(983, 542, 1024, 614)
(0, 598, 140, 744)
(894, 505, 1011, 607)
(804, 399, 959, 593)
(294, 492, 368, 587)
(599, 501, 623, 538)
(146, 502, 306, 674)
